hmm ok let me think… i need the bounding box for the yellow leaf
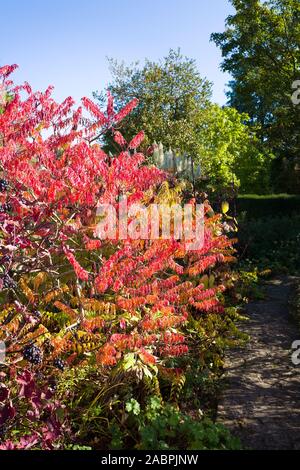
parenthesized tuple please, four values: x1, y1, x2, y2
(221, 201, 229, 214)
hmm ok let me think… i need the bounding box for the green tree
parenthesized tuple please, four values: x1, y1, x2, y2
(96, 49, 272, 193)
(211, 0, 300, 192)
(197, 105, 273, 194)
(95, 49, 212, 157)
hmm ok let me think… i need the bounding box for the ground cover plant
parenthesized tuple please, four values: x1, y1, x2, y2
(0, 65, 241, 450)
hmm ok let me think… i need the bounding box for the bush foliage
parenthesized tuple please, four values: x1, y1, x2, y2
(0, 65, 240, 450)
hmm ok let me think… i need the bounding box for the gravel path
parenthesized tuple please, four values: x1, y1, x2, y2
(217, 277, 300, 450)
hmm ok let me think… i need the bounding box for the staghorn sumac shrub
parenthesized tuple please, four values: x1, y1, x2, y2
(0, 65, 236, 448)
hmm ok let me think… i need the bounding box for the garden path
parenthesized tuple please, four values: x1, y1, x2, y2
(217, 277, 300, 449)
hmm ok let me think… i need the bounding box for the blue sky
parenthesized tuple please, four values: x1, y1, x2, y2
(0, 0, 234, 105)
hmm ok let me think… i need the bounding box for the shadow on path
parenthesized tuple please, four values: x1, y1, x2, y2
(217, 277, 300, 450)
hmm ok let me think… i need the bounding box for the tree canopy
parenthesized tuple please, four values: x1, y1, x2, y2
(95, 49, 212, 156)
(96, 49, 271, 193)
(211, 0, 300, 192)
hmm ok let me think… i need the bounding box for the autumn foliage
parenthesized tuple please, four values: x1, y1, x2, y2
(0, 65, 235, 449)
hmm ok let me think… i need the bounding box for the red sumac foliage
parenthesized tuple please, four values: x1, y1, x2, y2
(0, 65, 235, 375)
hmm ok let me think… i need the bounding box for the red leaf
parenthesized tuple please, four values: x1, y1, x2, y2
(81, 97, 108, 125)
(128, 131, 145, 149)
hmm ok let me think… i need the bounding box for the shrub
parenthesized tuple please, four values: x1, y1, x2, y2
(237, 194, 300, 219)
(0, 65, 237, 449)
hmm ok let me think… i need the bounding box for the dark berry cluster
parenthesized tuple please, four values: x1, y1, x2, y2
(0, 179, 8, 192)
(53, 358, 65, 371)
(2, 275, 16, 289)
(0, 203, 12, 213)
(23, 344, 43, 365)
